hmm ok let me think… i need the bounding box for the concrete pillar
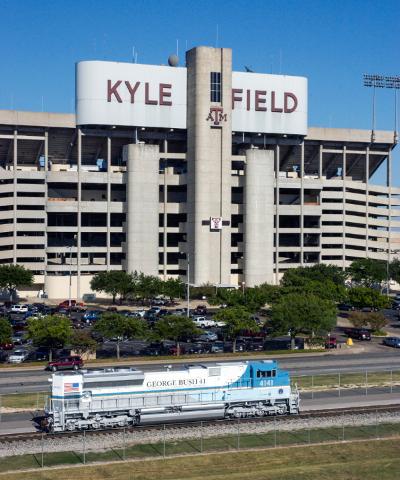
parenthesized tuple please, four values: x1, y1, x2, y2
(12, 130, 17, 265)
(106, 136, 111, 270)
(186, 46, 232, 286)
(162, 139, 168, 281)
(77, 128, 82, 299)
(244, 149, 275, 287)
(275, 145, 280, 285)
(124, 143, 159, 276)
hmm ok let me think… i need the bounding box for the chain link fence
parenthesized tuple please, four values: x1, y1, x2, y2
(1, 409, 400, 471)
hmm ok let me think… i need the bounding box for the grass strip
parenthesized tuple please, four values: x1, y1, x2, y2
(1, 437, 400, 480)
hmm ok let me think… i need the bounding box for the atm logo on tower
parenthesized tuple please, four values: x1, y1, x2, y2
(206, 107, 227, 126)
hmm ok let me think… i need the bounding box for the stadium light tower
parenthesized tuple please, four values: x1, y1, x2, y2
(363, 74, 400, 144)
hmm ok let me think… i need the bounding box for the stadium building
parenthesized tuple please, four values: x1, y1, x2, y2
(0, 46, 399, 299)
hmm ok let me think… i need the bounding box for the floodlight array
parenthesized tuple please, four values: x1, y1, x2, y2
(363, 74, 400, 89)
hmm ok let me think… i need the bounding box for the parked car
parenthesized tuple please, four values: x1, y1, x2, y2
(11, 331, 29, 345)
(0, 341, 14, 350)
(325, 336, 337, 349)
(58, 300, 86, 312)
(383, 337, 400, 348)
(198, 331, 218, 342)
(187, 342, 210, 354)
(8, 349, 29, 363)
(140, 343, 165, 356)
(10, 304, 29, 314)
(194, 305, 207, 315)
(209, 341, 225, 353)
(46, 355, 83, 371)
(29, 347, 51, 361)
(82, 310, 101, 323)
(337, 303, 355, 311)
(344, 328, 371, 341)
(244, 338, 265, 352)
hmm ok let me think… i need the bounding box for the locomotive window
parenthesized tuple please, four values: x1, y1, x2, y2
(256, 370, 276, 378)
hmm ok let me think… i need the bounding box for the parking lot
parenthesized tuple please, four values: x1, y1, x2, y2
(1, 299, 400, 366)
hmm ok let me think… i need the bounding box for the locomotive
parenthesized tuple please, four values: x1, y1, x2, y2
(44, 360, 299, 432)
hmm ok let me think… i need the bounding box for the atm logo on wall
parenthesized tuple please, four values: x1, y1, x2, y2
(206, 107, 228, 127)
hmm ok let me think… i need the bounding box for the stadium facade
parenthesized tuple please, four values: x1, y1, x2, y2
(0, 46, 399, 299)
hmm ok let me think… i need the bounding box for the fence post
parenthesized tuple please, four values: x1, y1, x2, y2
(41, 432, 44, 468)
(200, 421, 203, 453)
(83, 429, 86, 464)
(163, 424, 166, 458)
(375, 408, 378, 439)
(390, 370, 393, 394)
(274, 416, 277, 447)
(338, 372, 341, 397)
(365, 370, 368, 396)
(237, 419, 240, 450)
(123, 426, 126, 460)
(311, 375, 314, 400)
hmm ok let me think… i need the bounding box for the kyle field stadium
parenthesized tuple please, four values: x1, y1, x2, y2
(0, 46, 399, 299)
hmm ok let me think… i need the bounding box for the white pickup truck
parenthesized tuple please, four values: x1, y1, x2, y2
(192, 316, 225, 328)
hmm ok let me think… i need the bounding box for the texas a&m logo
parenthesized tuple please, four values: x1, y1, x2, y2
(206, 107, 227, 126)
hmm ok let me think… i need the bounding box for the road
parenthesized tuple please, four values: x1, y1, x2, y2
(1, 348, 400, 395)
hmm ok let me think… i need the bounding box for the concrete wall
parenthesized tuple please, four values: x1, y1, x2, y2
(244, 149, 275, 286)
(186, 46, 232, 286)
(124, 143, 159, 276)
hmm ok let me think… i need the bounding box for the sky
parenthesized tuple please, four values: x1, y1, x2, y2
(0, 0, 399, 181)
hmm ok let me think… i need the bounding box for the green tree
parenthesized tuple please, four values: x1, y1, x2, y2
(93, 313, 147, 359)
(69, 331, 97, 357)
(281, 265, 347, 302)
(348, 311, 368, 328)
(153, 315, 200, 356)
(135, 272, 163, 301)
(0, 316, 12, 344)
(0, 264, 33, 301)
(365, 311, 387, 333)
(389, 259, 400, 285)
(27, 315, 72, 361)
(214, 306, 259, 352)
(347, 258, 387, 288)
(90, 271, 133, 304)
(347, 287, 390, 310)
(161, 277, 185, 300)
(281, 264, 347, 288)
(270, 293, 337, 349)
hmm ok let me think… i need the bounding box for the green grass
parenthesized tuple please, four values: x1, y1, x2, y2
(1, 391, 48, 409)
(2, 437, 400, 480)
(292, 370, 400, 390)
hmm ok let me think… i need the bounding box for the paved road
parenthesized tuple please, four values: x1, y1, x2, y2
(1, 348, 400, 394)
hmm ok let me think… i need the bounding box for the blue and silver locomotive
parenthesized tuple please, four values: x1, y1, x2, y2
(45, 360, 299, 432)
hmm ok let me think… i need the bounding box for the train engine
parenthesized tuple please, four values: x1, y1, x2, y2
(44, 360, 299, 432)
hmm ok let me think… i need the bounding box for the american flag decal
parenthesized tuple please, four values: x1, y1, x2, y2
(64, 382, 80, 393)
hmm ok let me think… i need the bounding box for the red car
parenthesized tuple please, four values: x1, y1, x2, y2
(58, 300, 86, 312)
(46, 355, 83, 372)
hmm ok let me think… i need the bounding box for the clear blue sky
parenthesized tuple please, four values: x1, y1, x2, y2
(0, 0, 399, 180)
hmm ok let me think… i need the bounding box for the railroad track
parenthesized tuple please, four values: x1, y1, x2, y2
(1, 404, 400, 445)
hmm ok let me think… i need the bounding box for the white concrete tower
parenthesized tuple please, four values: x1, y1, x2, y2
(186, 47, 232, 286)
(243, 148, 275, 286)
(124, 143, 159, 276)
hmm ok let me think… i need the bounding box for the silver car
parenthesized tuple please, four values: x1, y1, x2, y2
(8, 349, 29, 363)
